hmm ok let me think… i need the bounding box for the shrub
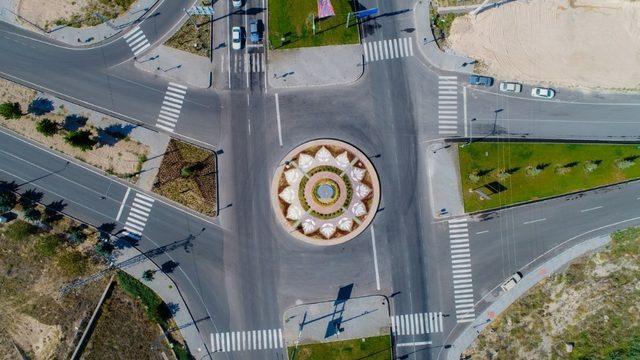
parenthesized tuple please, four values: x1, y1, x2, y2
(555, 165, 571, 175)
(142, 269, 156, 281)
(5, 220, 37, 241)
(0, 190, 16, 212)
(497, 169, 510, 180)
(56, 250, 89, 277)
(468, 172, 480, 183)
(525, 165, 542, 177)
(64, 130, 96, 151)
(0, 102, 22, 119)
(35, 234, 61, 256)
(616, 159, 634, 170)
(584, 161, 599, 173)
(117, 271, 171, 327)
(36, 119, 58, 136)
(95, 242, 113, 258)
(67, 227, 87, 244)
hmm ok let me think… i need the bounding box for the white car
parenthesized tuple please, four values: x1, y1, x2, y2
(232, 0, 242, 8)
(531, 87, 555, 99)
(231, 26, 242, 50)
(500, 272, 523, 292)
(499, 82, 522, 93)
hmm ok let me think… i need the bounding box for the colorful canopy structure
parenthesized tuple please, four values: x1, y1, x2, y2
(317, 0, 335, 19)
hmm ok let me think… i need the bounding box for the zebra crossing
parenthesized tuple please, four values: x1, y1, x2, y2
(438, 76, 459, 136)
(391, 312, 443, 336)
(363, 37, 414, 64)
(122, 192, 155, 239)
(449, 218, 475, 323)
(155, 82, 187, 133)
(211, 329, 283, 353)
(123, 26, 150, 57)
(233, 52, 264, 73)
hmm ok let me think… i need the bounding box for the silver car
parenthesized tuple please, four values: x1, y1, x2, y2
(531, 87, 555, 99)
(499, 82, 522, 93)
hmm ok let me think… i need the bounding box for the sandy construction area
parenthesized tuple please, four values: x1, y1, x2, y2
(447, 0, 640, 89)
(18, 0, 87, 28)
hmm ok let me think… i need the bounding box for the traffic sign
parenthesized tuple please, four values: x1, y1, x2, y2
(355, 7, 378, 19)
(187, 6, 215, 16)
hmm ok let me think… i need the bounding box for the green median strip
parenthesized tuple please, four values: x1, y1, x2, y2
(288, 335, 392, 360)
(458, 142, 640, 212)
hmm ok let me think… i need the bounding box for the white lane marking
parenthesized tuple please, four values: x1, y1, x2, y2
(476, 230, 489, 235)
(581, 206, 603, 213)
(523, 218, 546, 225)
(275, 93, 283, 146)
(115, 187, 131, 221)
(463, 86, 468, 137)
(371, 226, 381, 290)
(397, 341, 432, 347)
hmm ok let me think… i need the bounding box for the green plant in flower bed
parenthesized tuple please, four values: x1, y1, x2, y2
(295, 165, 353, 220)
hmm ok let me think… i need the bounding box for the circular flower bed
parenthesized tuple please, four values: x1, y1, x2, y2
(272, 139, 380, 245)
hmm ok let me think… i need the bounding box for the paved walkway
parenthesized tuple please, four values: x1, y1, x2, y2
(134, 45, 212, 88)
(112, 238, 210, 359)
(0, 0, 158, 46)
(268, 45, 364, 89)
(446, 234, 611, 359)
(413, 0, 475, 73)
(283, 294, 390, 348)
(426, 141, 465, 219)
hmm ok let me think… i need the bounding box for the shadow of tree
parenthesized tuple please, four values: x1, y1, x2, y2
(28, 98, 54, 116)
(63, 114, 88, 131)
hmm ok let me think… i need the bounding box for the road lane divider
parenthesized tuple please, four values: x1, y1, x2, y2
(523, 218, 546, 225)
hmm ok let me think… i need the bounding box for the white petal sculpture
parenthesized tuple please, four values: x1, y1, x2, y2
(298, 153, 315, 171)
(350, 167, 366, 182)
(355, 184, 371, 198)
(286, 204, 303, 220)
(351, 201, 367, 217)
(302, 219, 317, 234)
(338, 218, 353, 232)
(285, 168, 302, 185)
(315, 146, 333, 163)
(279, 186, 295, 204)
(320, 223, 336, 238)
(335, 152, 350, 169)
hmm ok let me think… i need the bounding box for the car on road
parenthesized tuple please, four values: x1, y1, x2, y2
(249, 20, 261, 43)
(231, 26, 242, 50)
(531, 87, 555, 99)
(499, 82, 522, 93)
(500, 272, 523, 292)
(468, 75, 494, 87)
(232, 0, 242, 8)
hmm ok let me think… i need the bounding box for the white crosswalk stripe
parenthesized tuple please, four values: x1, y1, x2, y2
(438, 76, 459, 136)
(122, 192, 154, 239)
(212, 329, 283, 352)
(123, 26, 151, 56)
(242, 52, 264, 73)
(391, 312, 444, 335)
(155, 83, 187, 132)
(448, 218, 475, 323)
(362, 37, 414, 64)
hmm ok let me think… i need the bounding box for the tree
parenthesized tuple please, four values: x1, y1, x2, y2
(0, 102, 22, 119)
(24, 207, 41, 222)
(0, 190, 16, 212)
(142, 269, 156, 282)
(64, 130, 96, 151)
(36, 119, 58, 137)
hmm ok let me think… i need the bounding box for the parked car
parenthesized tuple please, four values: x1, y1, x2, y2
(531, 87, 555, 99)
(232, 0, 242, 8)
(0, 214, 7, 224)
(249, 20, 260, 43)
(499, 82, 522, 93)
(468, 75, 494, 87)
(231, 26, 242, 50)
(500, 272, 523, 292)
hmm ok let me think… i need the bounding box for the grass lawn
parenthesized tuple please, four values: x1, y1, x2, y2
(288, 335, 391, 360)
(268, 0, 360, 49)
(458, 142, 640, 212)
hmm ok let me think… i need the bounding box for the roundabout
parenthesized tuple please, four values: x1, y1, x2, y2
(272, 139, 380, 246)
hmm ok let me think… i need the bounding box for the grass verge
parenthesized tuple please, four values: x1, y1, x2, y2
(152, 139, 217, 217)
(268, 0, 359, 49)
(430, 6, 460, 48)
(464, 226, 640, 359)
(165, 1, 212, 57)
(458, 142, 640, 212)
(288, 335, 392, 360)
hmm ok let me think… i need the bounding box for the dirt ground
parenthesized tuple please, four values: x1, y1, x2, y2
(0, 78, 148, 178)
(447, 0, 640, 89)
(18, 0, 87, 28)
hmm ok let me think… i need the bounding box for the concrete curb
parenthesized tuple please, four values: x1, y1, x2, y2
(443, 234, 612, 360)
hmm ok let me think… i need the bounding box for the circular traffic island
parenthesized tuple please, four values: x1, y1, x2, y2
(272, 139, 380, 245)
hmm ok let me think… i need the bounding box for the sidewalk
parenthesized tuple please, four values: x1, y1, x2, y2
(268, 45, 364, 89)
(413, 0, 475, 73)
(134, 45, 212, 89)
(112, 238, 210, 359)
(0, 0, 158, 46)
(426, 141, 465, 219)
(446, 234, 611, 360)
